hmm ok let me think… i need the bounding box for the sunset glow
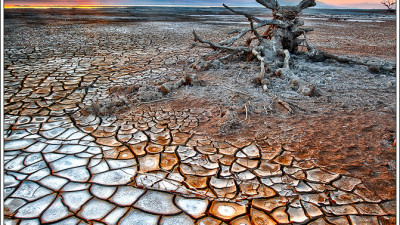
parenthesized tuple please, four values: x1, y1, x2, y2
(4, 5, 127, 8)
(3, 0, 394, 9)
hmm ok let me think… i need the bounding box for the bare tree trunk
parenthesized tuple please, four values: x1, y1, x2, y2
(192, 0, 396, 97)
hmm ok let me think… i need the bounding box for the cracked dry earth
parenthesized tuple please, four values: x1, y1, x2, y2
(3, 8, 396, 225)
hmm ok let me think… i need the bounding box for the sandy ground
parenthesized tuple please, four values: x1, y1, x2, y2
(3, 7, 397, 224)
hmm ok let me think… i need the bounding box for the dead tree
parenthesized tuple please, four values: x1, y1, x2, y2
(192, 0, 396, 96)
(381, 0, 396, 12)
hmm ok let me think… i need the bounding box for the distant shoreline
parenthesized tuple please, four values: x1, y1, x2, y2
(4, 5, 392, 11)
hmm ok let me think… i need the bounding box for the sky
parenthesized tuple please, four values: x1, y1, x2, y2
(3, 0, 395, 9)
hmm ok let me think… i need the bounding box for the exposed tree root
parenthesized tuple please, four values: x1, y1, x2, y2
(303, 32, 396, 73)
(191, 0, 396, 98)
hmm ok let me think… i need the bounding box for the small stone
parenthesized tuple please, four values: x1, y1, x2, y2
(298, 84, 316, 97)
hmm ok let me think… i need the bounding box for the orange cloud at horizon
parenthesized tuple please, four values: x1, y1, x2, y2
(4, 0, 106, 7)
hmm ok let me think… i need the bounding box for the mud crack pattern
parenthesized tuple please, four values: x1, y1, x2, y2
(4, 8, 396, 225)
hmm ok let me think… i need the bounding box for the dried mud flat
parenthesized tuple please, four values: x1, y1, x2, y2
(3, 7, 396, 225)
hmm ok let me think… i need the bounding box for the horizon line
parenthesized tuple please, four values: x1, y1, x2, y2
(4, 4, 387, 9)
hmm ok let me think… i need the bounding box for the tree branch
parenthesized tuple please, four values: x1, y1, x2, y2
(249, 18, 267, 45)
(219, 20, 285, 46)
(256, 0, 280, 11)
(297, 0, 317, 11)
(193, 30, 250, 52)
(223, 4, 261, 23)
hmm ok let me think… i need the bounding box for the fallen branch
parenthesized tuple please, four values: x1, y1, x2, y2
(193, 31, 250, 52)
(277, 99, 294, 114)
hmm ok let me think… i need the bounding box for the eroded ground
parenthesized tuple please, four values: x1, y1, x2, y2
(3, 7, 396, 225)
